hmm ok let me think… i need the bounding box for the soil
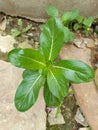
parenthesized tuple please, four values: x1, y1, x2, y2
(5, 15, 42, 48)
(0, 12, 98, 130)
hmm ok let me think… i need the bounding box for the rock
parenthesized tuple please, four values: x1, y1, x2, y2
(18, 39, 32, 48)
(60, 44, 91, 63)
(35, 41, 39, 45)
(60, 44, 98, 130)
(73, 39, 85, 48)
(73, 38, 86, 48)
(95, 68, 98, 87)
(0, 0, 98, 20)
(75, 108, 88, 127)
(73, 37, 96, 49)
(27, 33, 34, 37)
(0, 35, 15, 52)
(0, 60, 46, 130)
(94, 39, 98, 45)
(34, 42, 39, 49)
(31, 27, 36, 31)
(73, 82, 98, 130)
(48, 108, 65, 125)
(84, 38, 95, 48)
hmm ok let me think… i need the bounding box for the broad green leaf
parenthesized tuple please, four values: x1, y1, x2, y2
(40, 18, 64, 61)
(46, 6, 59, 17)
(76, 15, 84, 23)
(44, 82, 61, 107)
(61, 9, 79, 23)
(54, 60, 95, 83)
(22, 69, 36, 78)
(83, 16, 94, 27)
(63, 27, 75, 42)
(68, 32, 75, 42)
(15, 70, 45, 112)
(47, 67, 69, 100)
(8, 48, 46, 70)
(73, 23, 82, 31)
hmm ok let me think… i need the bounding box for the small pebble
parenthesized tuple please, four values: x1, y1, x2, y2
(32, 27, 35, 30)
(27, 33, 34, 37)
(35, 41, 39, 45)
(34, 44, 39, 49)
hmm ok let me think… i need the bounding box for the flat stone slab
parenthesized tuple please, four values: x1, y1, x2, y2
(60, 43, 98, 130)
(0, 60, 46, 130)
(0, 0, 98, 20)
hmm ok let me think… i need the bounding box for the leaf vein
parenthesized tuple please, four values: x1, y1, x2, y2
(18, 74, 41, 106)
(19, 55, 46, 67)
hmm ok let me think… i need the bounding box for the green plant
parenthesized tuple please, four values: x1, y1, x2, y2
(46, 6, 75, 43)
(8, 17, 94, 112)
(74, 16, 94, 36)
(46, 6, 94, 36)
(11, 19, 32, 37)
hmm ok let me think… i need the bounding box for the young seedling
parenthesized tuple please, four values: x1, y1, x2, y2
(82, 16, 94, 36)
(46, 6, 75, 42)
(11, 19, 32, 37)
(46, 6, 94, 36)
(8, 17, 94, 112)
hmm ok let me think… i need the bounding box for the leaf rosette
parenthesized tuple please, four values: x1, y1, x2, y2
(8, 17, 94, 112)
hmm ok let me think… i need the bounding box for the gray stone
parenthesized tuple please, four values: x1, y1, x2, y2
(0, 0, 98, 21)
(73, 38, 86, 48)
(75, 108, 88, 127)
(0, 60, 46, 130)
(0, 35, 15, 52)
(60, 43, 98, 130)
(84, 38, 95, 48)
(48, 108, 65, 125)
(18, 39, 32, 48)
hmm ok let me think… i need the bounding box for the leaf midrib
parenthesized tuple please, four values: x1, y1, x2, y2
(53, 65, 86, 75)
(49, 22, 54, 61)
(17, 74, 41, 107)
(18, 55, 46, 67)
(49, 70, 63, 97)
